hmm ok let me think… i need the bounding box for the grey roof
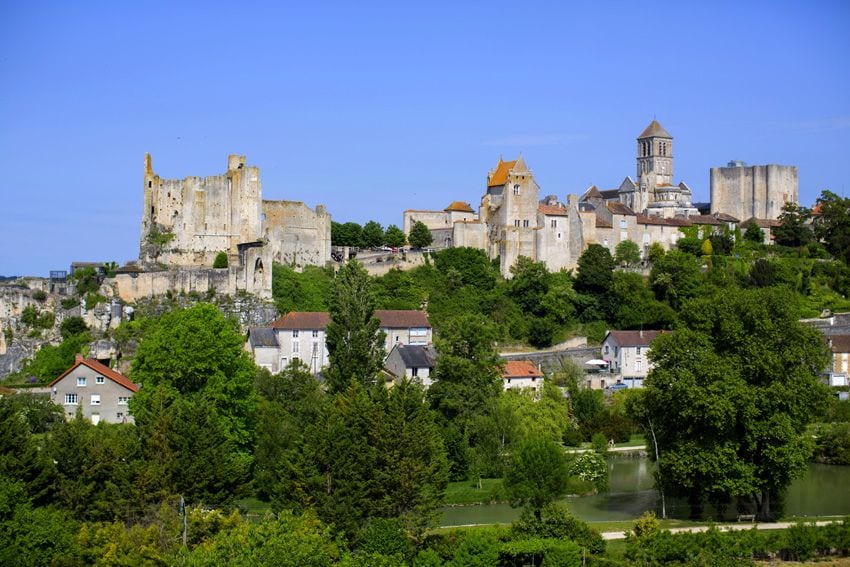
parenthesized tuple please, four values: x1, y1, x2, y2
(391, 344, 438, 369)
(248, 327, 279, 348)
(638, 119, 672, 139)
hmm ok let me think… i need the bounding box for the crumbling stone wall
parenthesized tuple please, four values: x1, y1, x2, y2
(263, 200, 331, 269)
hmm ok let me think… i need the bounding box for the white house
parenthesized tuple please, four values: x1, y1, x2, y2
(375, 310, 432, 354)
(502, 360, 544, 392)
(384, 344, 438, 388)
(827, 335, 850, 387)
(49, 355, 138, 424)
(601, 330, 663, 388)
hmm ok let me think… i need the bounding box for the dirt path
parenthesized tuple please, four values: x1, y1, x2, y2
(601, 519, 841, 540)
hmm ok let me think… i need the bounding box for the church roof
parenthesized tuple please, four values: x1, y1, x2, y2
(581, 185, 604, 201)
(444, 201, 474, 213)
(599, 189, 620, 200)
(638, 119, 672, 139)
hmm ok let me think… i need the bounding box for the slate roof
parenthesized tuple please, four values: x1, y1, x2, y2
(830, 335, 850, 353)
(638, 119, 672, 139)
(607, 202, 636, 216)
(503, 360, 543, 379)
(248, 327, 279, 348)
(603, 330, 662, 348)
(538, 204, 568, 216)
(445, 201, 474, 213)
(599, 189, 620, 200)
(391, 344, 438, 368)
(375, 310, 431, 329)
(713, 212, 740, 222)
(271, 312, 331, 330)
(688, 214, 722, 226)
(50, 356, 139, 392)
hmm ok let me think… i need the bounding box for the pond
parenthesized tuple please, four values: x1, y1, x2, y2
(438, 456, 850, 527)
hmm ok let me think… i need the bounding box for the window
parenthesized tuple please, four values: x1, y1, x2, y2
(551, 219, 557, 228)
(292, 340, 300, 354)
(77, 376, 86, 387)
(636, 360, 643, 372)
(312, 341, 319, 358)
(636, 347, 642, 355)
(96, 376, 105, 385)
(64, 393, 78, 405)
(412, 367, 419, 377)
(513, 184, 520, 195)
(312, 330, 319, 338)
(395, 335, 401, 343)
(514, 219, 520, 227)
(410, 328, 428, 337)
(522, 219, 530, 228)
(604, 345, 609, 354)
(91, 394, 101, 406)
(116, 412, 123, 420)
(292, 330, 299, 338)
(118, 396, 130, 405)
(280, 357, 288, 369)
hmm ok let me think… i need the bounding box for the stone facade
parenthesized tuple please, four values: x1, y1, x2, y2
(403, 201, 478, 250)
(710, 161, 798, 221)
(139, 153, 330, 273)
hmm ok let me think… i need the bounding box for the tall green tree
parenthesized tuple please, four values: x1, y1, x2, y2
(503, 437, 570, 519)
(814, 190, 850, 264)
(362, 220, 386, 248)
(643, 287, 830, 519)
(408, 221, 434, 249)
(649, 249, 703, 310)
(331, 221, 364, 247)
(774, 202, 813, 248)
(384, 224, 407, 247)
(574, 244, 614, 296)
(508, 256, 550, 317)
(129, 304, 259, 503)
(325, 260, 385, 394)
(615, 239, 642, 267)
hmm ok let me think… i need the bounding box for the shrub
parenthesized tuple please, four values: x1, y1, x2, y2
(21, 306, 38, 326)
(60, 317, 88, 340)
(355, 518, 412, 559)
(213, 251, 229, 269)
(36, 311, 55, 329)
(632, 511, 660, 539)
(32, 290, 47, 301)
(84, 293, 107, 310)
(61, 297, 79, 310)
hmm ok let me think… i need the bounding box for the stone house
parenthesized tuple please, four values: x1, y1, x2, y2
(384, 344, 438, 388)
(403, 201, 478, 250)
(601, 330, 663, 388)
(502, 360, 544, 392)
(49, 355, 138, 424)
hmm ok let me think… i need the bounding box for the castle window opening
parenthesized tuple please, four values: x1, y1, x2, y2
(148, 181, 152, 188)
(523, 219, 530, 228)
(551, 219, 557, 228)
(513, 184, 520, 195)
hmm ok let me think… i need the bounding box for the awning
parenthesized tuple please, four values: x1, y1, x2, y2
(585, 359, 609, 366)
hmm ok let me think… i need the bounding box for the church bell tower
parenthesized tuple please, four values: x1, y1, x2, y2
(636, 119, 674, 199)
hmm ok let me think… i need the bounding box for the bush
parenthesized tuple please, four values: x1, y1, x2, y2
(36, 311, 55, 329)
(84, 293, 107, 310)
(21, 306, 38, 326)
(355, 518, 412, 559)
(213, 251, 229, 269)
(32, 290, 47, 301)
(512, 503, 605, 555)
(60, 297, 79, 310)
(632, 511, 660, 539)
(60, 317, 88, 340)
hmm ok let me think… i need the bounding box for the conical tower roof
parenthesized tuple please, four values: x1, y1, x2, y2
(638, 119, 671, 139)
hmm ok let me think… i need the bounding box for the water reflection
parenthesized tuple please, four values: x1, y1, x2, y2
(438, 457, 850, 527)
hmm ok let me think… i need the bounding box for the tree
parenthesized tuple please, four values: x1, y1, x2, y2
(642, 287, 830, 520)
(503, 437, 570, 519)
(408, 221, 433, 249)
(325, 260, 385, 394)
(213, 251, 229, 268)
(774, 202, 813, 248)
(508, 256, 550, 317)
(432, 247, 498, 290)
(647, 242, 665, 263)
(813, 190, 850, 264)
(574, 244, 614, 296)
(59, 316, 88, 339)
(649, 250, 703, 310)
(362, 220, 385, 248)
(331, 221, 364, 247)
(615, 240, 641, 267)
(129, 304, 259, 503)
(743, 220, 764, 244)
(384, 224, 407, 248)
(700, 239, 713, 257)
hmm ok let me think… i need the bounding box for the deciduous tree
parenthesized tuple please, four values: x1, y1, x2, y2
(408, 221, 433, 249)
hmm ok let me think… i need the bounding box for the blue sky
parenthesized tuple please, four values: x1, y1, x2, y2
(1, 0, 848, 276)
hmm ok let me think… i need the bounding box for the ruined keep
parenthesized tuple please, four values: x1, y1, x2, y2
(710, 161, 798, 221)
(139, 153, 331, 270)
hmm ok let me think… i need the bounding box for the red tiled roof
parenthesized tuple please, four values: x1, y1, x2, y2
(743, 217, 781, 229)
(713, 212, 740, 222)
(538, 204, 568, 216)
(375, 310, 431, 329)
(445, 201, 474, 213)
(488, 158, 518, 187)
(49, 356, 138, 392)
(830, 335, 850, 354)
(688, 214, 722, 225)
(603, 330, 662, 347)
(271, 311, 331, 330)
(503, 360, 543, 379)
(636, 214, 692, 227)
(595, 218, 613, 229)
(582, 185, 603, 200)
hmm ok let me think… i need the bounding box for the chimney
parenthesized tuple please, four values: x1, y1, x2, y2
(639, 329, 644, 338)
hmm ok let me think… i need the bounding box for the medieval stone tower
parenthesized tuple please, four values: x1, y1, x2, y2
(635, 119, 673, 211)
(140, 154, 263, 267)
(709, 161, 798, 221)
(479, 155, 539, 275)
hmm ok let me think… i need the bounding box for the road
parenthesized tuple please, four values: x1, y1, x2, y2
(600, 519, 842, 540)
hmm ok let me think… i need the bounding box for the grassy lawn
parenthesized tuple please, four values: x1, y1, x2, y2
(443, 478, 505, 505)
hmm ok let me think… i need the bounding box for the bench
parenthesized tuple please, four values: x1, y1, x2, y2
(737, 514, 756, 522)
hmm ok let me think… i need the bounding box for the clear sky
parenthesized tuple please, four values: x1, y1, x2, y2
(1, 0, 848, 276)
